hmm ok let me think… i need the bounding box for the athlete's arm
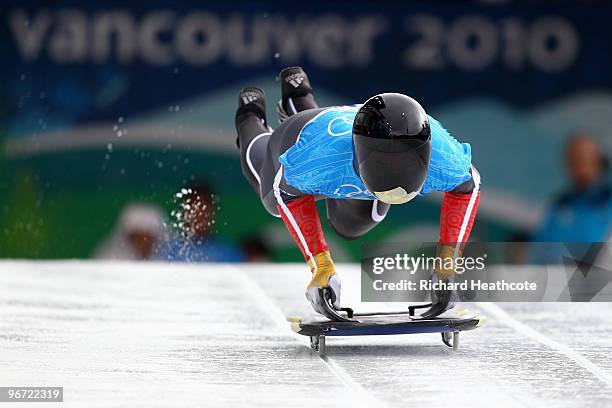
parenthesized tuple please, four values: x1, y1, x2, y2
(276, 194, 341, 315)
(422, 116, 482, 278)
(436, 168, 481, 279)
(417, 167, 481, 319)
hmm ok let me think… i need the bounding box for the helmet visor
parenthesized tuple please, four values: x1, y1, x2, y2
(356, 141, 431, 196)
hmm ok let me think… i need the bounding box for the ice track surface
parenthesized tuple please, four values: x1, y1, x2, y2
(1, 261, 612, 407)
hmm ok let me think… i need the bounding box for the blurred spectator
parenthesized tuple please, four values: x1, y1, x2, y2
(95, 203, 166, 260)
(163, 182, 245, 262)
(531, 134, 611, 262)
(241, 236, 272, 263)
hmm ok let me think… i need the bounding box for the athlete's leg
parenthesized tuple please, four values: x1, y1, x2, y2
(235, 87, 272, 195)
(259, 108, 326, 216)
(277, 66, 318, 122)
(326, 198, 390, 240)
(235, 85, 327, 217)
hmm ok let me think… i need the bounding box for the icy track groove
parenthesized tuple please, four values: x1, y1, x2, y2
(479, 303, 612, 388)
(0, 261, 611, 408)
(231, 265, 388, 408)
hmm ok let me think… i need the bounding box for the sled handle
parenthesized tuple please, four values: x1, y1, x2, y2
(408, 303, 433, 317)
(320, 288, 355, 322)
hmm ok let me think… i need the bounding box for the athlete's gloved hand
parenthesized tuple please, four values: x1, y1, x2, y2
(419, 273, 460, 319)
(419, 244, 460, 319)
(305, 251, 342, 318)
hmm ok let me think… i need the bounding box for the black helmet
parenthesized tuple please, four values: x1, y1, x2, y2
(353, 93, 431, 204)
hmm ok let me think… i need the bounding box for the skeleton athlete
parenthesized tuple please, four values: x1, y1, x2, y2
(235, 67, 481, 319)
